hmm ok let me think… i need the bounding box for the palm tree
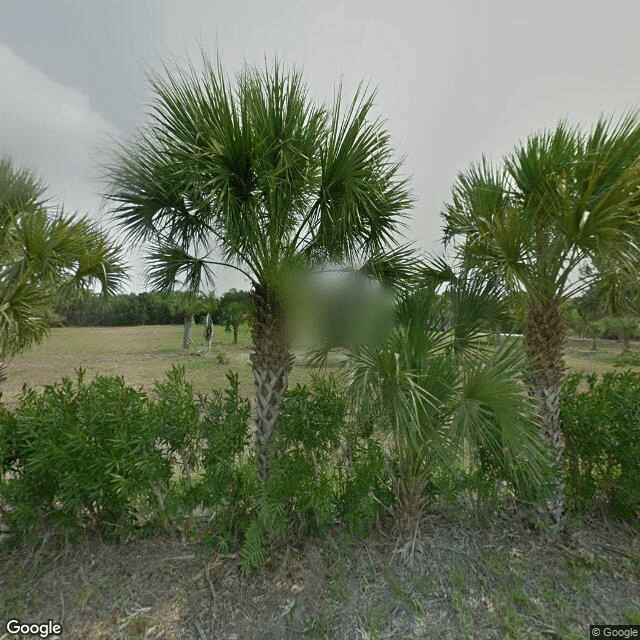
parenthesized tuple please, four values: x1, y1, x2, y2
(587, 258, 640, 352)
(346, 268, 545, 529)
(0, 157, 127, 383)
(218, 289, 252, 344)
(105, 55, 411, 477)
(168, 291, 212, 349)
(222, 300, 250, 344)
(442, 115, 640, 528)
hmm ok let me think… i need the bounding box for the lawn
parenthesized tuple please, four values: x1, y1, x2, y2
(0, 323, 343, 404)
(3, 326, 637, 406)
(563, 337, 640, 375)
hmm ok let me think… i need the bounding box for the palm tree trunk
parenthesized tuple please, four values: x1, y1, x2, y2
(524, 298, 566, 532)
(0, 361, 6, 385)
(183, 314, 194, 349)
(233, 323, 239, 344)
(622, 333, 631, 352)
(204, 314, 213, 351)
(250, 285, 295, 479)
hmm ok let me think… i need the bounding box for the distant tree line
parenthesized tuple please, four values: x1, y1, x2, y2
(55, 292, 186, 326)
(54, 289, 254, 328)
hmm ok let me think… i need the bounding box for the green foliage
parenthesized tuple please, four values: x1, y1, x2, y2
(603, 315, 640, 347)
(443, 115, 640, 304)
(151, 366, 202, 486)
(561, 371, 640, 519)
(55, 291, 187, 327)
(106, 56, 411, 291)
(169, 291, 215, 318)
(214, 351, 230, 364)
(237, 375, 390, 572)
(0, 370, 170, 539)
(0, 363, 390, 568)
(105, 53, 413, 480)
(215, 289, 252, 324)
(588, 319, 607, 344)
(268, 376, 347, 533)
(196, 371, 252, 510)
(1, 157, 126, 361)
(221, 299, 251, 342)
(54, 290, 225, 327)
(346, 270, 547, 523)
(561, 300, 582, 334)
(613, 350, 640, 367)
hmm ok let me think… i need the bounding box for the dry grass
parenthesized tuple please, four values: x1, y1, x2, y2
(1, 514, 638, 640)
(563, 337, 640, 376)
(2, 328, 636, 406)
(1, 324, 342, 404)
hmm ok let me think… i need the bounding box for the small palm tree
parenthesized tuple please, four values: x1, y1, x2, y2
(169, 291, 211, 349)
(346, 268, 545, 529)
(588, 258, 640, 352)
(442, 114, 640, 528)
(604, 315, 639, 353)
(105, 55, 410, 477)
(222, 300, 251, 344)
(1, 157, 126, 383)
(587, 319, 606, 351)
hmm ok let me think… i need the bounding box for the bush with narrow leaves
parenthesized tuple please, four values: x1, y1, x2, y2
(0, 370, 170, 539)
(561, 371, 640, 520)
(613, 350, 640, 368)
(0, 367, 390, 571)
(237, 374, 391, 573)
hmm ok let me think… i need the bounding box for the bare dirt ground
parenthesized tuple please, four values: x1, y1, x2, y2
(1, 513, 638, 640)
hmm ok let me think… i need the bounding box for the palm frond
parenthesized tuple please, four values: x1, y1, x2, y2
(450, 342, 547, 490)
(358, 244, 420, 290)
(146, 241, 215, 292)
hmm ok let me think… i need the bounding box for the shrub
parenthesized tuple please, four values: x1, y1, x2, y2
(0, 370, 170, 539)
(613, 350, 640, 368)
(214, 351, 230, 364)
(236, 374, 390, 573)
(151, 366, 202, 488)
(561, 371, 640, 520)
(0, 367, 389, 570)
(189, 370, 254, 550)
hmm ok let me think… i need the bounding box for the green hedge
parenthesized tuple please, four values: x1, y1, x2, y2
(561, 371, 640, 520)
(0, 368, 390, 571)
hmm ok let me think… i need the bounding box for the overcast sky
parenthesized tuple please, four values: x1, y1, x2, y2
(1, 0, 640, 293)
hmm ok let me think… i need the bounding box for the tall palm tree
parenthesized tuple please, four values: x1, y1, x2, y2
(442, 115, 640, 528)
(0, 157, 127, 383)
(105, 55, 411, 477)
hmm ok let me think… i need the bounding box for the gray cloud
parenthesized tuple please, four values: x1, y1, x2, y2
(0, 44, 117, 216)
(1, 0, 640, 293)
